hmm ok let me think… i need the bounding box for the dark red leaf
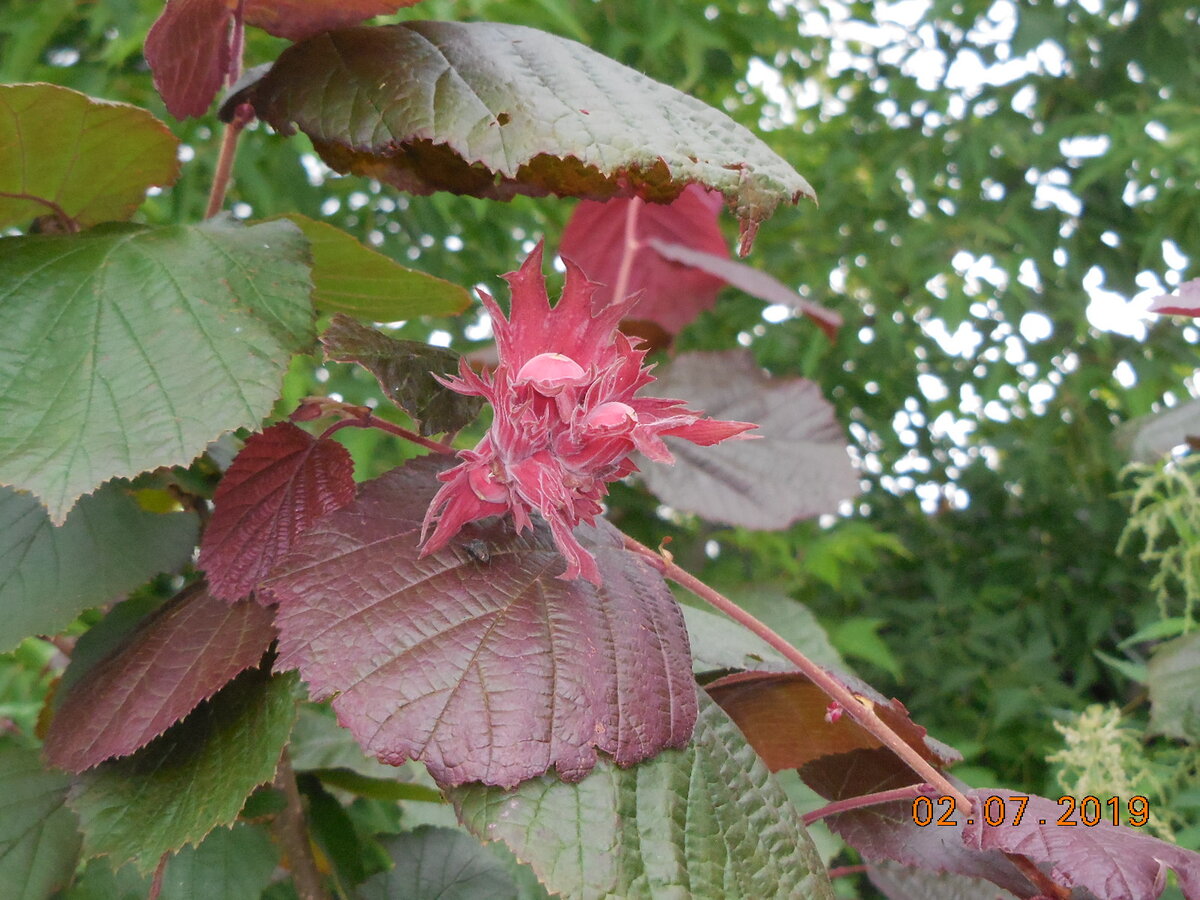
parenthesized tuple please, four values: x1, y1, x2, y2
(560, 186, 729, 334)
(261, 456, 696, 788)
(144, 0, 234, 120)
(638, 350, 860, 529)
(962, 789, 1200, 900)
(1149, 278, 1200, 317)
(869, 862, 1023, 900)
(199, 422, 356, 603)
(707, 670, 959, 774)
(43, 584, 276, 773)
(647, 239, 842, 339)
(244, 0, 425, 41)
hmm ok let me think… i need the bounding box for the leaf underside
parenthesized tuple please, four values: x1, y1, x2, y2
(0, 83, 180, 229)
(450, 694, 835, 900)
(233, 21, 815, 250)
(1146, 631, 1200, 741)
(44, 584, 277, 773)
(0, 216, 313, 523)
(637, 350, 860, 529)
(263, 455, 697, 788)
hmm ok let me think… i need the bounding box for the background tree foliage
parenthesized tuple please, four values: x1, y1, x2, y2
(3, 0, 1200, 894)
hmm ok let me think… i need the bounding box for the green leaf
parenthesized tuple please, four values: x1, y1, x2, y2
(68, 668, 298, 873)
(0, 216, 314, 522)
(1147, 631, 1200, 741)
(0, 741, 82, 899)
(358, 826, 528, 900)
(321, 315, 483, 435)
(277, 214, 471, 320)
(0, 83, 180, 230)
(449, 694, 834, 900)
(233, 22, 814, 251)
(158, 823, 278, 900)
(0, 483, 198, 652)
(830, 617, 903, 681)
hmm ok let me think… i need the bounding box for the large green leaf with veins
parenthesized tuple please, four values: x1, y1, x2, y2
(0, 216, 313, 522)
(450, 694, 834, 900)
(232, 21, 814, 252)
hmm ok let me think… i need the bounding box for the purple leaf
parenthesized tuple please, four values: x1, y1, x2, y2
(262, 456, 696, 788)
(560, 186, 730, 335)
(805, 749, 1041, 898)
(647, 238, 842, 339)
(1149, 278, 1200, 317)
(144, 0, 234, 120)
(43, 584, 276, 773)
(963, 789, 1200, 900)
(199, 422, 356, 603)
(638, 350, 859, 529)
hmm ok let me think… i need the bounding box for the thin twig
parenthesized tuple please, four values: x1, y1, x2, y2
(272, 751, 331, 900)
(609, 196, 642, 304)
(0, 192, 78, 232)
(1005, 851, 1071, 899)
(148, 853, 167, 900)
(319, 414, 456, 455)
(622, 534, 973, 812)
(802, 784, 932, 826)
(826, 865, 869, 880)
(204, 106, 252, 219)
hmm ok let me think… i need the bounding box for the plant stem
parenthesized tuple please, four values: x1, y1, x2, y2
(801, 785, 931, 826)
(148, 854, 167, 900)
(1005, 851, 1071, 899)
(610, 196, 642, 304)
(204, 106, 251, 219)
(273, 751, 331, 900)
(621, 534, 974, 812)
(0, 192, 78, 232)
(319, 414, 456, 455)
(826, 865, 869, 880)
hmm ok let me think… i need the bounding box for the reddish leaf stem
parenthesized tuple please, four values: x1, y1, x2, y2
(802, 784, 932, 826)
(610, 196, 643, 303)
(621, 534, 973, 813)
(1004, 851, 1071, 899)
(0, 192, 79, 232)
(273, 750, 331, 900)
(319, 414, 456, 455)
(148, 853, 167, 900)
(204, 104, 253, 219)
(826, 865, 869, 880)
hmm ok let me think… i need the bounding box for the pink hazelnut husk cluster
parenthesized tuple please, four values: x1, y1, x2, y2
(420, 243, 755, 584)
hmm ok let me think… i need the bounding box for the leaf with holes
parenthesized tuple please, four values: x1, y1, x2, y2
(321, 315, 484, 435)
(450, 694, 835, 900)
(0, 742, 82, 898)
(230, 22, 814, 251)
(560, 187, 729, 334)
(962, 789, 1200, 900)
(44, 585, 277, 773)
(0, 483, 198, 653)
(707, 670, 959, 774)
(637, 350, 859, 529)
(262, 456, 696, 788)
(278, 214, 471, 320)
(68, 667, 297, 873)
(0, 84, 179, 229)
(0, 216, 313, 523)
(199, 422, 356, 602)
